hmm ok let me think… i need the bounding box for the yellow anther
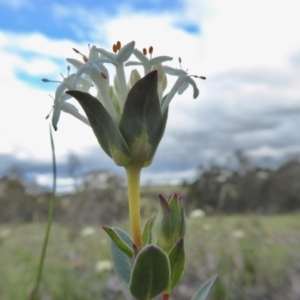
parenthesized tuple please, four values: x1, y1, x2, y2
(100, 72, 107, 79)
(113, 44, 118, 53)
(116, 41, 121, 50)
(73, 47, 88, 63)
(191, 75, 207, 80)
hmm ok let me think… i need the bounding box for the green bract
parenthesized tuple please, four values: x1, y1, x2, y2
(156, 193, 186, 253)
(67, 71, 168, 167)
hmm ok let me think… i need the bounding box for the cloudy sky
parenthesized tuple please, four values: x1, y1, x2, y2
(0, 0, 300, 191)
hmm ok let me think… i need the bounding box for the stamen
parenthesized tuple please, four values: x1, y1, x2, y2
(178, 57, 182, 69)
(143, 48, 147, 55)
(67, 65, 70, 76)
(41, 78, 61, 83)
(100, 72, 107, 79)
(45, 108, 53, 120)
(116, 41, 121, 50)
(191, 75, 207, 80)
(46, 95, 55, 119)
(73, 48, 88, 63)
(149, 46, 153, 54)
(113, 44, 118, 53)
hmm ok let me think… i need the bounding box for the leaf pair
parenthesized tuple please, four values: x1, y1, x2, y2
(67, 71, 168, 167)
(105, 227, 217, 299)
(104, 227, 187, 300)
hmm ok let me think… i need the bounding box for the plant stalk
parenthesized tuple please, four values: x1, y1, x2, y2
(125, 164, 143, 248)
(31, 126, 57, 300)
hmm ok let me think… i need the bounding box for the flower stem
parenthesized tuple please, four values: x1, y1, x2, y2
(125, 164, 143, 248)
(31, 126, 57, 300)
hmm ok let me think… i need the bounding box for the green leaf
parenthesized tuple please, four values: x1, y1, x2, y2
(103, 226, 133, 258)
(109, 228, 133, 287)
(191, 275, 219, 300)
(66, 91, 131, 166)
(119, 71, 163, 163)
(130, 245, 170, 300)
(149, 100, 168, 159)
(142, 214, 156, 246)
(168, 238, 185, 291)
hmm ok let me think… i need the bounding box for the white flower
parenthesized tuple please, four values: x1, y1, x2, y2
(80, 226, 96, 237)
(189, 209, 205, 218)
(67, 46, 119, 123)
(161, 66, 200, 114)
(95, 259, 112, 274)
(44, 41, 205, 163)
(96, 41, 135, 112)
(46, 73, 92, 130)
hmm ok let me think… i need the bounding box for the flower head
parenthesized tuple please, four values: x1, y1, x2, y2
(44, 41, 205, 167)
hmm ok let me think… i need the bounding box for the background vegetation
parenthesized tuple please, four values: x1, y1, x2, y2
(1, 152, 300, 299)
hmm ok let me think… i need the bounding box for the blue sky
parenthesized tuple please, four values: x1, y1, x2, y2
(0, 0, 188, 40)
(1, 0, 300, 191)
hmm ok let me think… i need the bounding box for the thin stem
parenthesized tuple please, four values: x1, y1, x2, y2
(125, 164, 143, 248)
(31, 126, 57, 300)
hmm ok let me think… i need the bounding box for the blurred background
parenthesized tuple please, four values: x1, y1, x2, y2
(0, 0, 300, 299)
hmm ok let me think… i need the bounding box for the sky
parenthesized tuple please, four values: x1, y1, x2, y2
(0, 0, 300, 192)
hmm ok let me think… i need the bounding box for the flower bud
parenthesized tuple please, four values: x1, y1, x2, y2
(156, 193, 186, 253)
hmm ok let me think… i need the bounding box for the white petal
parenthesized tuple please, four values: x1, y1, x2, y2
(66, 58, 83, 70)
(163, 66, 186, 76)
(55, 81, 68, 98)
(95, 58, 118, 67)
(89, 46, 99, 60)
(116, 41, 135, 62)
(185, 77, 199, 98)
(128, 69, 141, 88)
(60, 102, 90, 126)
(125, 61, 143, 67)
(133, 49, 149, 64)
(73, 64, 88, 86)
(150, 56, 173, 65)
(51, 107, 61, 131)
(96, 48, 117, 61)
(178, 80, 189, 95)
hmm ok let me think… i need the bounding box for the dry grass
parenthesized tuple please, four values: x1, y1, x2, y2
(0, 213, 300, 300)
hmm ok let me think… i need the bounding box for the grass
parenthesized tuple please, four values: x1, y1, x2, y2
(0, 213, 300, 300)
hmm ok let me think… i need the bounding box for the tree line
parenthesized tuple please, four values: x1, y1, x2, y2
(1, 154, 300, 225)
